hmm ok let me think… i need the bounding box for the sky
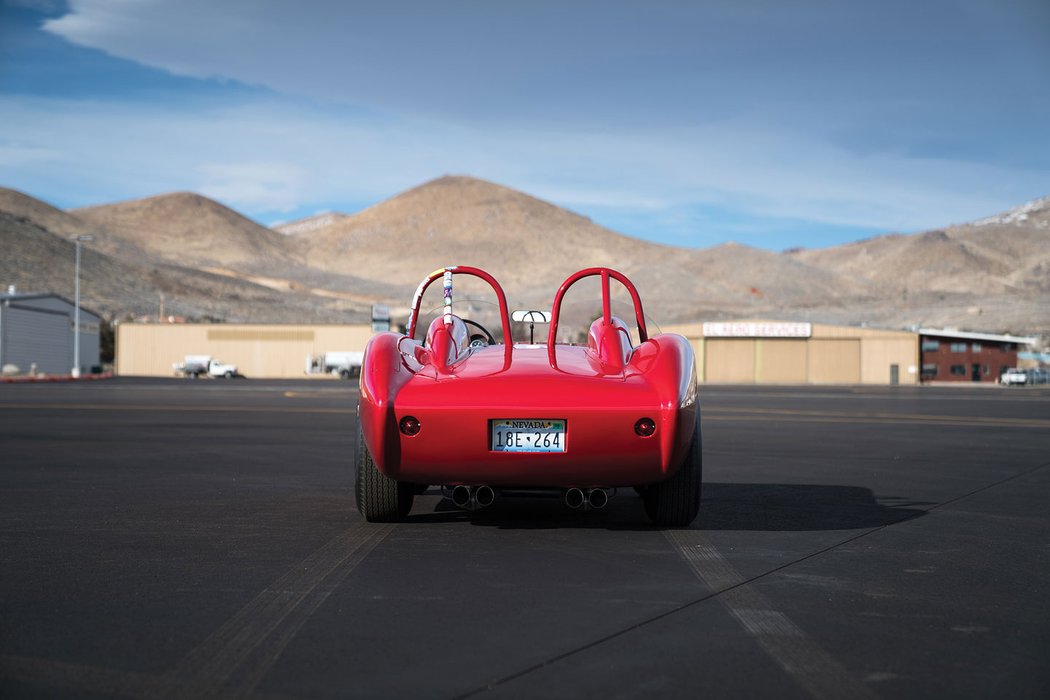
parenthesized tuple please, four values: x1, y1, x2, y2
(1, 0, 1048, 251)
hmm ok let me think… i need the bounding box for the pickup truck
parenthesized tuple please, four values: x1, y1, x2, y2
(173, 355, 238, 378)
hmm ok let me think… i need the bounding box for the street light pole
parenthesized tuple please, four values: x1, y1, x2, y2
(71, 234, 94, 377)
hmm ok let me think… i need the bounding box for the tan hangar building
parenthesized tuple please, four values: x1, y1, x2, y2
(116, 323, 375, 379)
(117, 319, 919, 385)
(661, 320, 919, 385)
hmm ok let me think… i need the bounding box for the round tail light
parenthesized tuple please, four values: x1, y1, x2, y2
(634, 417, 656, 437)
(399, 416, 421, 436)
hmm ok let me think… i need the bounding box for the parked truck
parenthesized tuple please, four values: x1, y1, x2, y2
(173, 355, 238, 378)
(305, 351, 364, 379)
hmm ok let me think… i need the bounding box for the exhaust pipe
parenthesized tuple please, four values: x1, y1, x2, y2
(564, 487, 586, 510)
(587, 488, 609, 510)
(451, 485, 474, 509)
(449, 484, 496, 511)
(475, 485, 496, 508)
(564, 487, 613, 511)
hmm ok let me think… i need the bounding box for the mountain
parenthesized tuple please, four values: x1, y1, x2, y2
(1, 180, 1047, 334)
(293, 175, 680, 290)
(0, 188, 370, 322)
(787, 196, 1050, 330)
(0, 187, 111, 241)
(285, 176, 865, 322)
(72, 191, 296, 270)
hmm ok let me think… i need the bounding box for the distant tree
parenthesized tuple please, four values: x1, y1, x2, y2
(100, 320, 115, 363)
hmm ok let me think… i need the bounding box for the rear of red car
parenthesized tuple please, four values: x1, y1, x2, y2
(359, 334, 697, 489)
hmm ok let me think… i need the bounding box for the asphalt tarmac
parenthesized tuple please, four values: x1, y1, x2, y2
(1, 378, 1048, 699)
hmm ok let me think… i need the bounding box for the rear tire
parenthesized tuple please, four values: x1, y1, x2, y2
(355, 420, 414, 522)
(643, 412, 702, 527)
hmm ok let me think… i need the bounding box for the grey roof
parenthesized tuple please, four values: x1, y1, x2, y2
(0, 292, 102, 319)
(918, 327, 1036, 345)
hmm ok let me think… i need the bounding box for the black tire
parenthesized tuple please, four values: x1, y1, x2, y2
(643, 412, 702, 527)
(355, 420, 414, 522)
(224, 371, 234, 378)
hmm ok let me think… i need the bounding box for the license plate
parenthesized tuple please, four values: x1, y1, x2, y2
(490, 419, 566, 453)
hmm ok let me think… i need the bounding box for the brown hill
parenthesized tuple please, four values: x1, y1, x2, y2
(0, 187, 111, 241)
(290, 175, 859, 322)
(0, 189, 370, 323)
(72, 191, 298, 271)
(787, 196, 1050, 330)
(3, 179, 1048, 333)
(294, 175, 677, 290)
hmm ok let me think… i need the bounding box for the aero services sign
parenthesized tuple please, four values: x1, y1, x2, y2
(702, 321, 812, 338)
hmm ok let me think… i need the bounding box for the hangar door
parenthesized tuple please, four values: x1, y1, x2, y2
(705, 339, 755, 383)
(757, 339, 808, 383)
(808, 339, 861, 383)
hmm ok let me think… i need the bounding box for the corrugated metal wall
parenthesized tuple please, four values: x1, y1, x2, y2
(1, 306, 71, 374)
(116, 323, 375, 378)
(0, 297, 101, 375)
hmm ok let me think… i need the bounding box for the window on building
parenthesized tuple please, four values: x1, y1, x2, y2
(950, 365, 966, 376)
(921, 364, 939, 378)
(983, 365, 989, 375)
(972, 342, 982, 352)
(950, 343, 967, 353)
(921, 339, 940, 351)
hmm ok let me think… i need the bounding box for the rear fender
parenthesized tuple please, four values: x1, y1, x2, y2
(628, 334, 698, 478)
(359, 332, 415, 476)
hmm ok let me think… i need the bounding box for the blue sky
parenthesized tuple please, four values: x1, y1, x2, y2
(1, 0, 1048, 251)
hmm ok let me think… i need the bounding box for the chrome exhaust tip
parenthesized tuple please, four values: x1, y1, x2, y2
(451, 485, 474, 509)
(587, 488, 609, 510)
(564, 487, 586, 510)
(475, 485, 496, 508)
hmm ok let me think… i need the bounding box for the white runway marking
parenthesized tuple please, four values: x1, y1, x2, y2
(665, 530, 878, 700)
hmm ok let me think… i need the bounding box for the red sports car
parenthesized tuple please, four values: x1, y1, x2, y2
(356, 266, 702, 526)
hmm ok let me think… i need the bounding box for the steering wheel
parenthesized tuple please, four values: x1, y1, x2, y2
(463, 319, 495, 347)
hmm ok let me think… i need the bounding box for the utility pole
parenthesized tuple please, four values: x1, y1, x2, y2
(71, 234, 94, 377)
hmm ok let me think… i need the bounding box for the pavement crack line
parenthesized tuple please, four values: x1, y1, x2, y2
(452, 460, 1050, 700)
(665, 529, 879, 700)
(449, 523, 884, 700)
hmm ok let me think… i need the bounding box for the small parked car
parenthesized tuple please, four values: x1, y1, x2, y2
(1000, 368, 1030, 386)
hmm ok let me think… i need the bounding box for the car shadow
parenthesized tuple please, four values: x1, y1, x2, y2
(696, 482, 930, 531)
(399, 482, 930, 531)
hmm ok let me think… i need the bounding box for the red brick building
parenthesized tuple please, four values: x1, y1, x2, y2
(918, 328, 1035, 383)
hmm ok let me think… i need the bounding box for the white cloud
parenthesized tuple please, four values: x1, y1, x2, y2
(197, 161, 310, 213)
(2, 94, 1045, 245)
(18, 0, 1047, 245)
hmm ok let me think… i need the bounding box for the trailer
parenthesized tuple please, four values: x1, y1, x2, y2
(306, 351, 364, 379)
